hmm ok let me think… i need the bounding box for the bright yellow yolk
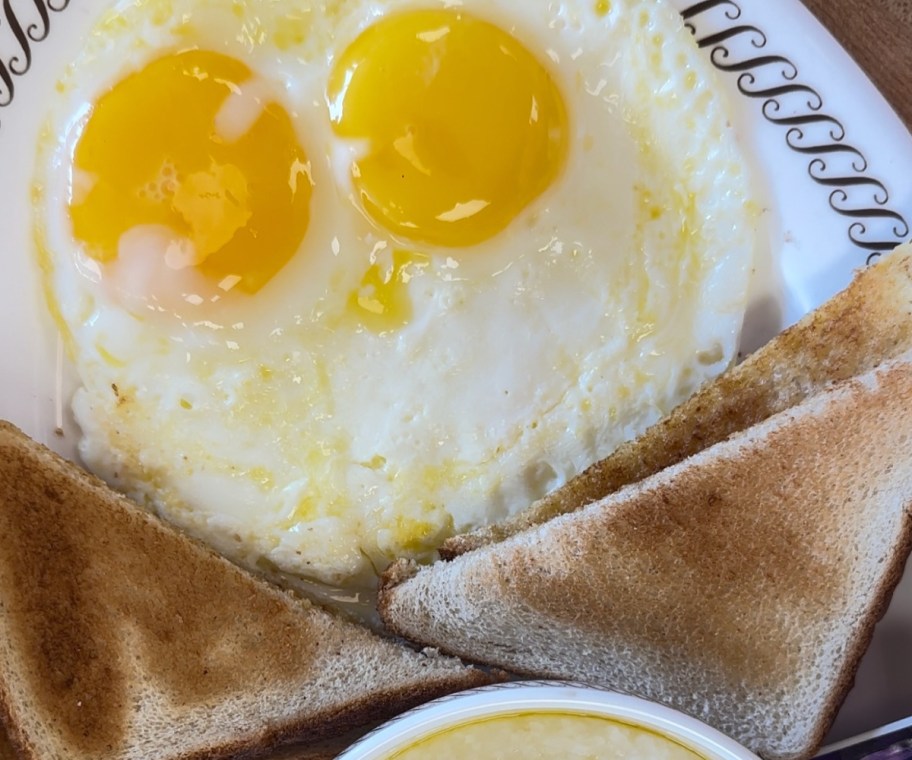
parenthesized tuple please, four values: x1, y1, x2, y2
(69, 50, 310, 296)
(327, 10, 568, 248)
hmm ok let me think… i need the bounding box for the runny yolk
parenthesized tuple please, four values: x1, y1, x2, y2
(69, 49, 311, 299)
(347, 249, 430, 333)
(327, 9, 568, 248)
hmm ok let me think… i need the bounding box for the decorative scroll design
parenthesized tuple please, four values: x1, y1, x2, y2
(680, 0, 910, 264)
(0, 0, 70, 128)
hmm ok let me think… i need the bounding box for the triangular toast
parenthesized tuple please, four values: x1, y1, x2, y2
(0, 421, 492, 760)
(380, 350, 912, 760)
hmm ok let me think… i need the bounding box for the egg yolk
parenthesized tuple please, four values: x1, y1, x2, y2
(69, 49, 311, 297)
(327, 9, 568, 248)
(348, 249, 430, 333)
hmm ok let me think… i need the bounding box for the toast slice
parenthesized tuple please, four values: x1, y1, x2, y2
(379, 352, 912, 760)
(441, 245, 912, 558)
(0, 421, 494, 760)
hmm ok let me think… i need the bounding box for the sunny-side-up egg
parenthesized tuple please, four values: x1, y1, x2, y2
(33, 0, 759, 588)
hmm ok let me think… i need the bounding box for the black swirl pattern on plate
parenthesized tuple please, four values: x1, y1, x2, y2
(2, 0, 909, 264)
(680, 0, 910, 264)
(0, 0, 70, 128)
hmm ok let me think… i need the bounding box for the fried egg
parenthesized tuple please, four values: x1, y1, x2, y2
(34, 0, 759, 586)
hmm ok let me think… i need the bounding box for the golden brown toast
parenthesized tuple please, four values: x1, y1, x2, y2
(0, 421, 493, 760)
(381, 350, 912, 760)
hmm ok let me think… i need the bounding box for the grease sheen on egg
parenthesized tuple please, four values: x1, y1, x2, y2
(34, 0, 760, 588)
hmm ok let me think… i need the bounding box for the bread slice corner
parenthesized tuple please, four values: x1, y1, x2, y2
(0, 421, 495, 760)
(380, 351, 912, 760)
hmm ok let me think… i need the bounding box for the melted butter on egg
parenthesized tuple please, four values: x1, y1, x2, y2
(347, 249, 430, 333)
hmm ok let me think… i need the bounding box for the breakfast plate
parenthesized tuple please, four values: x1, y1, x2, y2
(0, 0, 911, 751)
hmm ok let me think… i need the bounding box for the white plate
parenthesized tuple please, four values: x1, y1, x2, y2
(0, 0, 910, 748)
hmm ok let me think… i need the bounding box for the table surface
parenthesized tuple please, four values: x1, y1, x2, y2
(802, 0, 912, 130)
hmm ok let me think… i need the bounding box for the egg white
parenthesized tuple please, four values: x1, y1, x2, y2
(35, 0, 760, 586)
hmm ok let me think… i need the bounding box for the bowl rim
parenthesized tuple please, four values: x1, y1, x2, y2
(336, 680, 762, 760)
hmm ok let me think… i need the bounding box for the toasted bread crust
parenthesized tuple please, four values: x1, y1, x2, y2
(441, 246, 912, 558)
(382, 355, 912, 760)
(0, 421, 493, 760)
(809, 517, 912, 757)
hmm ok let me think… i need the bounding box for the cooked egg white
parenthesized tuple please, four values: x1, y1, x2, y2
(34, 0, 759, 586)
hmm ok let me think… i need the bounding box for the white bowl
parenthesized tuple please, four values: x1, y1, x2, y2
(337, 680, 761, 760)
